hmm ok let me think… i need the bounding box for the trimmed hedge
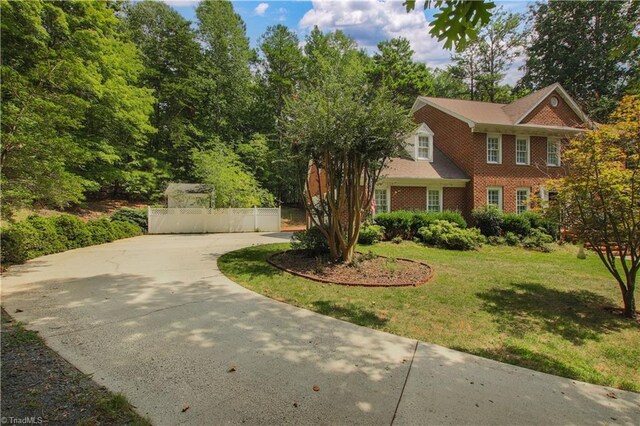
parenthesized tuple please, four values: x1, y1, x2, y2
(374, 210, 467, 240)
(1, 215, 143, 265)
(501, 213, 531, 237)
(472, 206, 503, 237)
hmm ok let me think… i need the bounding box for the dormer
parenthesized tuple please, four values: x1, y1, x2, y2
(405, 123, 434, 162)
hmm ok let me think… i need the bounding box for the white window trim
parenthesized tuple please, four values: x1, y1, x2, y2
(426, 187, 443, 212)
(547, 138, 561, 167)
(374, 186, 390, 213)
(516, 187, 531, 214)
(486, 134, 502, 164)
(415, 128, 434, 162)
(515, 136, 530, 165)
(487, 186, 503, 210)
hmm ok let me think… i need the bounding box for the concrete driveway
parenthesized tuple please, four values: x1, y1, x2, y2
(2, 233, 639, 425)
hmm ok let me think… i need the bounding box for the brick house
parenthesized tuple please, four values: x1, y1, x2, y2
(306, 83, 594, 222)
(370, 83, 594, 220)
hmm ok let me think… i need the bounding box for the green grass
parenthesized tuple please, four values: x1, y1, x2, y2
(218, 241, 640, 392)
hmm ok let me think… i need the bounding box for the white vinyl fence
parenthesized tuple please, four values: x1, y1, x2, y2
(148, 207, 281, 234)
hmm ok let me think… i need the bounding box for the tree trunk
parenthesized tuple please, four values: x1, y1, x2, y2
(622, 286, 636, 319)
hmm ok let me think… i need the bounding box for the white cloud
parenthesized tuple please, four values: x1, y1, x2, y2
(299, 0, 525, 82)
(254, 2, 270, 16)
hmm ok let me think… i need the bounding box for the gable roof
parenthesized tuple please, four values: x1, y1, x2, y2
(164, 183, 213, 195)
(411, 83, 593, 131)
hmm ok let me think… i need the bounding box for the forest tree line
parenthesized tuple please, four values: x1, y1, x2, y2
(2, 0, 638, 217)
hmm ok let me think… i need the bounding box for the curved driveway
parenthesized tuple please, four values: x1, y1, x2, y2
(2, 233, 639, 425)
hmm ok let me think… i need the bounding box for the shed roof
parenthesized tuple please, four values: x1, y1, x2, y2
(383, 148, 469, 181)
(164, 183, 213, 195)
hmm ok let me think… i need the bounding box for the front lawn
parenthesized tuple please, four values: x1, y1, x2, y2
(218, 242, 640, 392)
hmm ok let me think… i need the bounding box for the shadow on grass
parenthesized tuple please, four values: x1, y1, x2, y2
(312, 300, 388, 329)
(477, 282, 636, 345)
(456, 344, 601, 383)
(217, 246, 284, 278)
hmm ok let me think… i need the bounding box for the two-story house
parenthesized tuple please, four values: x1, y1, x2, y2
(372, 83, 594, 220)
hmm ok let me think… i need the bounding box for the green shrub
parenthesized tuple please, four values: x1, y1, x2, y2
(418, 220, 485, 251)
(111, 208, 147, 231)
(374, 211, 413, 239)
(291, 226, 329, 255)
(472, 206, 504, 237)
(434, 211, 467, 229)
(86, 218, 117, 245)
(1, 221, 43, 264)
(111, 221, 143, 240)
(504, 231, 521, 246)
(358, 225, 384, 245)
(391, 236, 403, 244)
(25, 215, 68, 254)
(520, 211, 560, 240)
(522, 228, 554, 251)
(376, 210, 467, 240)
(487, 235, 506, 246)
(501, 213, 531, 237)
(51, 215, 92, 249)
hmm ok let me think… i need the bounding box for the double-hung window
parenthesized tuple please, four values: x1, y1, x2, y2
(547, 138, 561, 166)
(487, 187, 503, 210)
(374, 188, 389, 213)
(486, 134, 502, 164)
(516, 188, 530, 214)
(417, 136, 431, 160)
(427, 189, 442, 212)
(516, 137, 530, 165)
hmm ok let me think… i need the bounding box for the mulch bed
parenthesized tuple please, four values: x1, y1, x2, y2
(1, 308, 148, 425)
(267, 250, 433, 287)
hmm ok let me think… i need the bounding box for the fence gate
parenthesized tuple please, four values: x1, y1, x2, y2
(147, 207, 281, 234)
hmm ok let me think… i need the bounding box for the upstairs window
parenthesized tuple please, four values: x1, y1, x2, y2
(516, 137, 530, 165)
(487, 134, 502, 164)
(487, 187, 503, 210)
(374, 188, 389, 213)
(547, 138, 561, 166)
(427, 189, 442, 212)
(516, 188, 530, 214)
(417, 135, 431, 160)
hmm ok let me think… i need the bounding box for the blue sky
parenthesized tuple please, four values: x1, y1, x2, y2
(164, 0, 531, 84)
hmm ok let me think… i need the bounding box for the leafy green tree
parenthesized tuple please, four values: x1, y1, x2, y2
(551, 96, 639, 318)
(1, 0, 154, 217)
(121, 0, 203, 181)
(192, 142, 275, 208)
(254, 25, 305, 202)
(284, 31, 413, 262)
(196, 0, 254, 143)
(369, 37, 434, 109)
(522, 0, 640, 121)
(449, 40, 483, 100)
(450, 8, 522, 102)
(476, 9, 523, 102)
(404, 0, 496, 50)
(259, 25, 305, 126)
(431, 68, 468, 99)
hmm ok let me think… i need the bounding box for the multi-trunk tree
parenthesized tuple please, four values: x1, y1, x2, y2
(283, 32, 412, 262)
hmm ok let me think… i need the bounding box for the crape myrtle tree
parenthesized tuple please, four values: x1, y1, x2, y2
(551, 96, 639, 318)
(283, 33, 413, 262)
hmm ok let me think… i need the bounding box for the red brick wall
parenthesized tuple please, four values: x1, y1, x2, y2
(413, 104, 474, 176)
(521, 90, 584, 128)
(443, 187, 466, 213)
(390, 186, 426, 211)
(471, 134, 565, 213)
